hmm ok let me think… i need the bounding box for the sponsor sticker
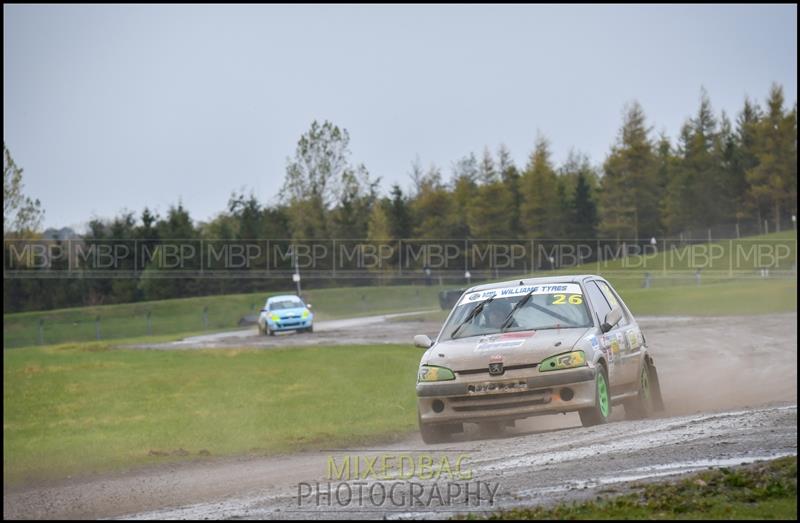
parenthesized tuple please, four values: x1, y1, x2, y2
(627, 330, 640, 350)
(458, 284, 583, 306)
(475, 339, 525, 352)
(601, 334, 614, 362)
(500, 331, 537, 339)
(611, 333, 621, 354)
(475, 332, 534, 352)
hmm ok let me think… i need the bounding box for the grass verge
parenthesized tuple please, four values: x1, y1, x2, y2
(618, 278, 797, 316)
(3, 342, 421, 486)
(469, 456, 797, 520)
(3, 285, 443, 348)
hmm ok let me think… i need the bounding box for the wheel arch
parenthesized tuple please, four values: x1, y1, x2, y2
(593, 355, 608, 374)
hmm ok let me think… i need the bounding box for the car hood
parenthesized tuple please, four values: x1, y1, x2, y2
(422, 327, 592, 371)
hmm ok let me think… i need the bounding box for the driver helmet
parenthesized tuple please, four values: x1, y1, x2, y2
(483, 299, 512, 326)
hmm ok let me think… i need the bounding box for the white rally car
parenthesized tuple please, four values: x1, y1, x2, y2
(414, 275, 664, 443)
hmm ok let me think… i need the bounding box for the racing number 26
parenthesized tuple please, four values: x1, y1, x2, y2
(552, 294, 583, 305)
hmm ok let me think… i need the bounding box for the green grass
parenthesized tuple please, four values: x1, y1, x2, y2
(571, 231, 797, 281)
(618, 278, 796, 316)
(3, 284, 442, 349)
(3, 342, 423, 486)
(469, 456, 797, 520)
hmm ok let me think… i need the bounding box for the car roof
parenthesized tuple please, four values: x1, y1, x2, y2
(267, 295, 303, 302)
(463, 274, 605, 294)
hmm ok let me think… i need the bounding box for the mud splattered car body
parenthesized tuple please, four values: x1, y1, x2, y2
(414, 275, 663, 443)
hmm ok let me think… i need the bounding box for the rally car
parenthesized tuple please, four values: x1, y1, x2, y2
(257, 294, 314, 335)
(414, 275, 663, 443)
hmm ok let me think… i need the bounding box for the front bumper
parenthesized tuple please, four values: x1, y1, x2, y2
(416, 366, 596, 425)
(267, 318, 313, 331)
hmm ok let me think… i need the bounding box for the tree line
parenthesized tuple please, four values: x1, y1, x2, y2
(279, 85, 796, 243)
(3, 84, 797, 312)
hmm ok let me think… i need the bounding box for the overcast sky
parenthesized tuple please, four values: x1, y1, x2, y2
(4, 4, 797, 230)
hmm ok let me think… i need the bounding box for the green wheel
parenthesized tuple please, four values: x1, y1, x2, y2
(579, 366, 611, 427)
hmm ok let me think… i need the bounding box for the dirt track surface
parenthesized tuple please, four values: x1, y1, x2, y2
(119, 310, 443, 350)
(4, 312, 797, 520)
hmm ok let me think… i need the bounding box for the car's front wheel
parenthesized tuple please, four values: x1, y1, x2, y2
(624, 360, 655, 420)
(579, 366, 611, 427)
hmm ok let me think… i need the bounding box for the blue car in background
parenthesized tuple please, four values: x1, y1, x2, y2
(257, 295, 314, 335)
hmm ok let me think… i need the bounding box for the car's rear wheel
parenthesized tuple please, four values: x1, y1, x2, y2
(418, 410, 460, 444)
(624, 360, 655, 420)
(579, 366, 611, 427)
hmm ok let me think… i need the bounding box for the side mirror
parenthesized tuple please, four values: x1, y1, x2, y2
(601, 307, 623, 333)
(306, 304, 312, 310)
(414, 334, 433, 349)
(261, 308, 268, 313)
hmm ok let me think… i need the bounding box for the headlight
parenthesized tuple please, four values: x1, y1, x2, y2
(271, 314, 280, 322)
(302, 310, 309, 319)
(539, 351, 587, 372)
(418, 365, 455, 382)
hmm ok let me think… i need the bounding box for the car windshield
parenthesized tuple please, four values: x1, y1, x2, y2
(270, 299, 304, 310)
(440, 283, 592, 341)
